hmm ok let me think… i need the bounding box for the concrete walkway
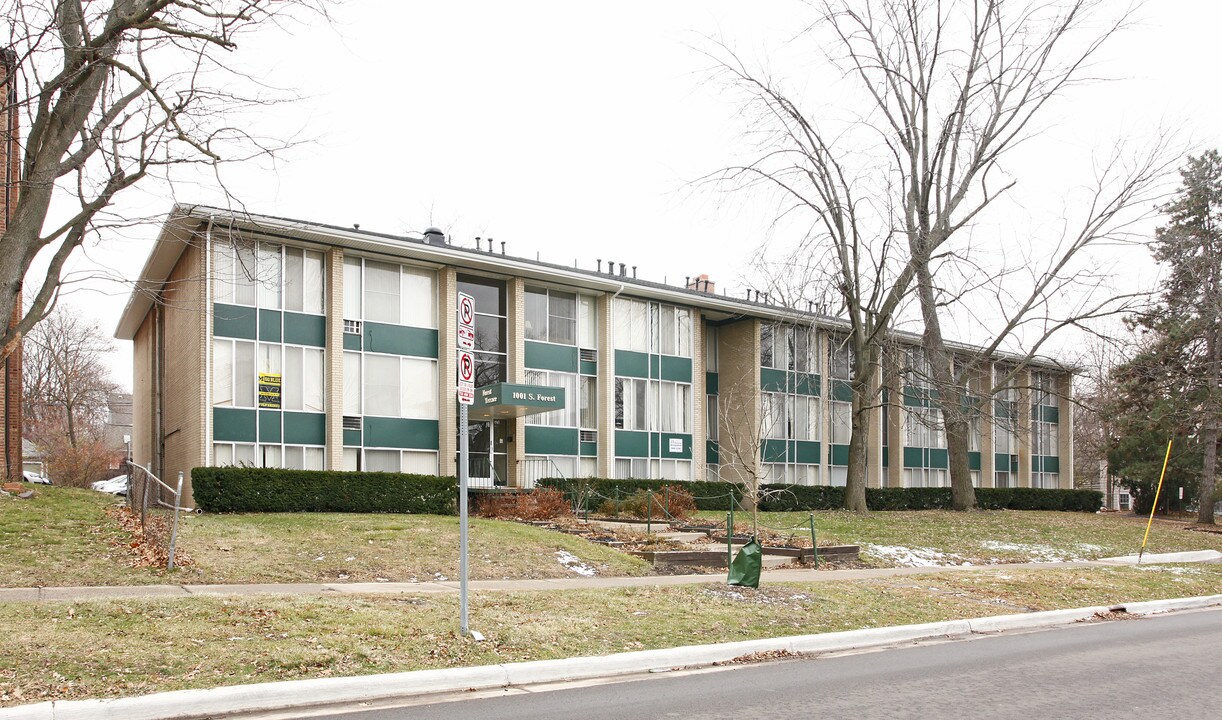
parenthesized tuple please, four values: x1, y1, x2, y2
(0, 560, 1109, 603)
(2, 550, 1215, 604)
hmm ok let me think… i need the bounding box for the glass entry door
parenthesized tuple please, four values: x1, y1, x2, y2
(466, 419, 509, 487)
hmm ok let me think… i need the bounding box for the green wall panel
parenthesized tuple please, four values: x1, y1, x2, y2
(1037, 405, 1060, 423)
(580, 359, 598, 376)
(705, 372, 719, 394)
(283, 412, 326, 445)
(1034, 455, 1060, 473)
(614, 350, 649, 379)
(615, 430, 649, 458)
(363, 323, 437, 358)
(343, 333, 361, 351)
(580, 441, 598, 457)
(258, 410, 281, 443)
(659, 433, 692, 459)
(996, 453, 1019, 472)
(213, 407, 256, 442)
(903, 446, 924, 468)
(762, 438, 789, 463)
(213, 303, 257, 340)
(649, 355, 660, 379)
(795, 373, 821, 397)
(969, 451, 981, 471)
(928, 448, 949, 469)
(525, 341, 578, 373)
(659, 356, 692, 383)
(829, 443, 850, 466)
(795, 441, 821, 464)
(363, 417, 439, 450)
(524, 426, 579, 455)
(283, 312, 326, 347)
(258, 309, 282, 342)
(760, 367, 788, 393)
(343, 429, 361, 446)
(706, 440, 719, 464)
(831, 380, 854, 403)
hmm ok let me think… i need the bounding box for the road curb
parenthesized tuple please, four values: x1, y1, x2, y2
(3, 595, 1219, 720)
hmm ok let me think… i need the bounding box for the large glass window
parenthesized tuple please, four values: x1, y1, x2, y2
(283, 346, 325, 413)
(613, 298, 691, 356)
(459, 275, 506, 385)
(525, 370, 580, 428)
(830, 335, 853, 380)
(363, 354, 438, 419)
(284, 247, 324, 315)
(831, 400, 852, 444)
(213, 338, 255, 407)
(213, 240, 257, 306)
(525, 287, 579, 345)
(615, 377, 649, 431)
(349, 258, 437, 328)
(904, 407, 946, 449)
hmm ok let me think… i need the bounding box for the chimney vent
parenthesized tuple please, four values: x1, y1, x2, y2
(687, 274, 716, 294)
(422, 227, 444, 245)
(619, 263, 627, 277)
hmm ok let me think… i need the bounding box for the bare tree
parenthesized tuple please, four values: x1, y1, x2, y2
(708, 1, 1177, 510)
(0, 0, 323, 361)
(23, 304, 117, 446)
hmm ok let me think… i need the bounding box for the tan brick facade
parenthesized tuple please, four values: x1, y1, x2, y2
(324, 248, 344, 470)
(438, 267, 458, 476)
(715, 318, 761, 487)
(596, 293, 615, 478)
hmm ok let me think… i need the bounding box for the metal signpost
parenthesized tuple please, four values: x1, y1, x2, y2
(456, 291, 479, 639)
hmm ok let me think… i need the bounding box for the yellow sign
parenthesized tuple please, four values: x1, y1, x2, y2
(258, 373, 282, 409)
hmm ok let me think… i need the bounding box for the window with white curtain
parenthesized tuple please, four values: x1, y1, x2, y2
(525, 370, 579, 427)
(284, 247, 324, 315)
(282, 346, 325, 413)
(579, 376, 597, 429)
(614, 377, 648, 430)
(363, 449, 438, 474)
(362, 354, 438, 419)
(831, 400, 852, 444)
(213, 338, 255, 407)
(213, 241, 257, 306)
(364, 260, 401, 324)
(578, 295, 597, 349)
(658, 381, 691, 433)
(613, 298, 690, 356)
(343, 351, 361, 415)
(256, 243, 282, 309)
(343, 256, 362, 319)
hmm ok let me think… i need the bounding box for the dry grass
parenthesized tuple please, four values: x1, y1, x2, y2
(698, 510, 1222, 565)
(1, 564, 1218, 706)
(0, 487, 650, 588)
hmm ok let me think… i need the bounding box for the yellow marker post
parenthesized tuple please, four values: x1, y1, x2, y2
(1138, 439, 1174, 564)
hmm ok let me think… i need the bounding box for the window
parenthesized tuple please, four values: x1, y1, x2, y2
(213, 442, 256, 466)
(525, 370, 579, 428)
(706, 394, 718, 440)
(765, 463, 820, 486)
(343, 351, 361, 415)
(213, 240, 257, 306)
(353, 258, 437, 328)
(579, 376, 597, 429)
(282, 445, 325, 470)
(905, 468, 948, 488)
(363, 354, 438, 419)
(905, 407, 945, 449)
(284, 247, 324, 314)
(830, 336, 853, 380)
(213, 338, 255, 407)
(256, 243, 282, 309)
(658, 381, 691, 433)
(615, 377, 648, 430)
(995, 470, 1011, 488)
(363, 449, 438, 474)
(460, 275, 506, 385)
(283, 346, 325, 412)
(831, 400, 852, 444)
(525, 287, 581, 345)
(705, 325, 719, 372)
(613, 298, 691, 356)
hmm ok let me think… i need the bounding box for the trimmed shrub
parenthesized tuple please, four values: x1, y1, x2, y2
(537, 477, 1102, 513)
(191, 467, 458, 514)
(598, 486, 698, 520)
(476, 488, 572, 520)
(538, 477, 741, 511)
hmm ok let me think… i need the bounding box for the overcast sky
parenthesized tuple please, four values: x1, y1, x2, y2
(46, 0, 1222, 391)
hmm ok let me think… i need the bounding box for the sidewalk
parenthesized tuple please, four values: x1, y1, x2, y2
(0, 560, 1103, 603)
(2, 550, 1215, 604)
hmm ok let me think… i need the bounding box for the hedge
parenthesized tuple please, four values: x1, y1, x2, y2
(539, 477, 1102, 513)
(191, 467, 458, 514)
(536, 478, 742, 511)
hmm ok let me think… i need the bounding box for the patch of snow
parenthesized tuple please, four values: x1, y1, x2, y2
(865, 545, 965, 567)
(1135, 564, 1202, 576)
(555, 550, 596, 577)
(977, 540, 1084, 563)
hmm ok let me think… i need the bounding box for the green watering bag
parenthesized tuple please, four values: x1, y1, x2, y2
(727, 538, 762, 588)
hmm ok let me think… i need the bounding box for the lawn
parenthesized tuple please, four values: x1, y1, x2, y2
(697, 509, 1222, 566)
(1, 563, 1218, 706)
(0, 487, 650, 588)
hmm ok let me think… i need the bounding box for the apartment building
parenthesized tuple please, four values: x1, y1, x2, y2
(115, 205, 1074, 503)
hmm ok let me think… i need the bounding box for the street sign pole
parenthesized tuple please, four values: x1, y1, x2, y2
(459, 400, 469, 635)
(455, 291, 478, 640)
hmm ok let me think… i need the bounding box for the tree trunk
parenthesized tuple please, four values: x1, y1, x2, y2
(913, 263, 976, 510)
(1199, 428, 1217, 525)
(844, 389, 869, 512)
(1200, 315, 1219, 524)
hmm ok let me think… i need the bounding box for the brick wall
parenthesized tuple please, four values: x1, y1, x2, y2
(159, 238, 207, 503)
(1, 50, 22, 480)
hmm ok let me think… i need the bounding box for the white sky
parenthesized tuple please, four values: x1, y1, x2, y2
(43, 0, 1222, 391)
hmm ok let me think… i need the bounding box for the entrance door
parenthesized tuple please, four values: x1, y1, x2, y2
(467, 419, 509, 487)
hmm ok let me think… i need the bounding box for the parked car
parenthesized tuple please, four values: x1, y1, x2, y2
(22, 470, 52, 485)
(91, 475, 129, 496)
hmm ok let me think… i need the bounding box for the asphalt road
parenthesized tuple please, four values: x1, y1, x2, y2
(302, 608, 1221, 720)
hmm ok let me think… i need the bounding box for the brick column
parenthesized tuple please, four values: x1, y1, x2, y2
(506, 278, 526, 487)
(1016, 367, 1032, 488)
(691, 312, 706, 481)
(867, 363, 883, 488)
(325, 249, 344, 470)
(979, 361, 996, 488)
(597, 294, 615, 478)
(885, 362, 904, 488)
(717, 318, 760, 488)
(1058, 373, 1074, 488)
(438, 268, 458, 477)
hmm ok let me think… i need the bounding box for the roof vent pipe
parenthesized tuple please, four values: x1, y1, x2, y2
(423, 227, 445, 245)
(500, 241, 506, 255)
(619, 263, 627, 277)
(487, 237, 494, 253)
(685, 276, 690, 287)
(596, 259, 602, 272)
(632, 266, 637, 278)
